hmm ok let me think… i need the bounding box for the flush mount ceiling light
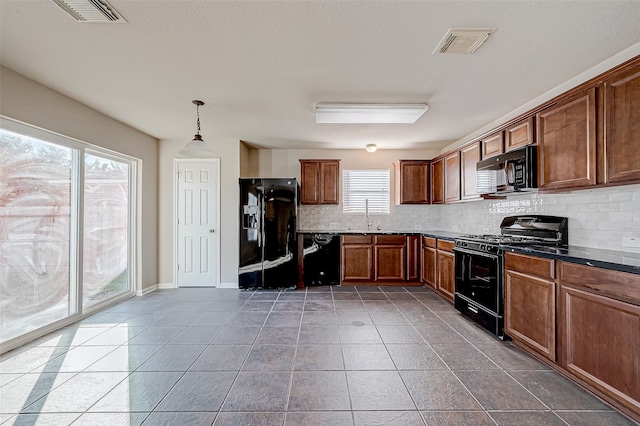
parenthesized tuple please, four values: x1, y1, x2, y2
(51, 0, 126, 22)
(178, 100, 215, 158)
(315, 103, 428, 124)
(366, 144, 378, 153)
(434, 28, 495, 54)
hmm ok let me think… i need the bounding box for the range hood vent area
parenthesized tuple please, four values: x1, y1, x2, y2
(51, 0, 126, 22)
(434, 28, 495, 54)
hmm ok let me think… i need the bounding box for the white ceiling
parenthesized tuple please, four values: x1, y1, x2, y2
(1, 1, 640, 151)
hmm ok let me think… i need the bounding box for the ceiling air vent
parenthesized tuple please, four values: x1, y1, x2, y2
(434, 28, 495, 54)
(51, 0, 126, 22)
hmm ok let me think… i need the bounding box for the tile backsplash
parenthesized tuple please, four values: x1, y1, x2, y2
(300, 183, 640, 253)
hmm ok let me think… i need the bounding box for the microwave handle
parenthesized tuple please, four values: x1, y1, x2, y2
(506, 161, 515, 185)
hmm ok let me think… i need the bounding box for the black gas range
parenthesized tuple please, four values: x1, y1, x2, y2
(453, 215, 568, 339)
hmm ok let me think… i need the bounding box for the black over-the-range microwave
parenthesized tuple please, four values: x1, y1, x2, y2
(476, 145, 537, 195)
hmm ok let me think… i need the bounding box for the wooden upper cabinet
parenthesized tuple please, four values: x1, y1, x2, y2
(604, 63, 640, 184)
(430, 158, 445, 205)
(481, 130, 504, 157)
(505, 116, 535, 152)
(444, 151, 461, 203)
(537, 89, 597, 191)
(394, 160, 430, 205)
(460, 142, 481, 201)
(299, 159, 340, 204)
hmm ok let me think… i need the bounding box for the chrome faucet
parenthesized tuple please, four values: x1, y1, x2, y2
(365, 199, 372, 230)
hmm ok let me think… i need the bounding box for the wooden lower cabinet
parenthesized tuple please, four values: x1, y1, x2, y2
(406, 235, 420, 281)
(340, 234, 420, 285)
(560, 284, 640, 416)
(557, 261, 640, 420)
(436, 240, 455, 303)
(374, 240, 406, 281)
(504, 252, 556, 361)
(421, 237, 437, 289)
(340, 235, 373, 282)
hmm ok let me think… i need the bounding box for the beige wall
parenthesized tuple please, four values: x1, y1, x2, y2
(0, 66, 159, 291)
(158, 138, 240, 286)
(252, 148, 441, 179)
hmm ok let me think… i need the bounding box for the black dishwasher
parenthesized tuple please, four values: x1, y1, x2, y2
(302, 234, 340, 286)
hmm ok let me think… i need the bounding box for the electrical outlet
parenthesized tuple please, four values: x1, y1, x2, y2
(622, 237, 640, 248)
(329, 222, 339, 230)
(414, 225, 423, 230)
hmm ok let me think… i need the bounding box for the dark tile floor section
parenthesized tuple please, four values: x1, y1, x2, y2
(1, 286, 638, 425)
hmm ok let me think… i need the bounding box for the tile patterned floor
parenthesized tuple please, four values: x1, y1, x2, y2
(0, 286, 638, 426)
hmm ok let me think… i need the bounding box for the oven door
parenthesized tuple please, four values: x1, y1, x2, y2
(454, 247, 502, 315)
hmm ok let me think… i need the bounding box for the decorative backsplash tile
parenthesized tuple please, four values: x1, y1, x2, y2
(300, 183, 640, 253)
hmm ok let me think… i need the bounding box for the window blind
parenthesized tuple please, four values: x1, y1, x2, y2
(342, 169, 390, 214)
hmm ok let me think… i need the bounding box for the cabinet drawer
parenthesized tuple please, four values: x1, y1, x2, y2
(558, 261, 640, 305)
(436, 239, 454, 252)
(505, 252, 554, 280)
(375, 235, 406, 245)
(342, 235, 373, 245)
(422, 236, 436, 248)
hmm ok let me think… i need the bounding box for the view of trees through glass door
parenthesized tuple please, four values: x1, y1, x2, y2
(0, 125, 134, 346)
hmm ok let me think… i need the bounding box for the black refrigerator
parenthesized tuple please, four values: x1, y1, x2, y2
(239, 178, 298, 289)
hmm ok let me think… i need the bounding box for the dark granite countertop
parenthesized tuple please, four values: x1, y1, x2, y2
(503, 244, 640, 276)
(297, 229, 422, 235)
(297, 229, 463, 239)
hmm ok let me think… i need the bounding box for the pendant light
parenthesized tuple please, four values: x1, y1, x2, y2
(178, 100, 215, 157)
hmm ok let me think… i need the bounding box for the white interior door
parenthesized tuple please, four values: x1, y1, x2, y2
(176, 159, 220, 287)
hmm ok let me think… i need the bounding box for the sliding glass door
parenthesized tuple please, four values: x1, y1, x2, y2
(0, 123, 136, 347)
(0, 130, 76, 342)
(83, 152, 130, 308)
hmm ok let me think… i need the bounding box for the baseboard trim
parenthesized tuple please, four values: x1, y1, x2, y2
(136, 284, 158, 296)
(157, 282, 176, 290)
(217, 282, 239, 289)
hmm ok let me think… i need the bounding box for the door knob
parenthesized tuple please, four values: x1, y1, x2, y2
(209, 229, 215, 233)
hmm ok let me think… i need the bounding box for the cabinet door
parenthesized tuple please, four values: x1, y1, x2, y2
(341, 244, 373, 282)
(436, 250, 455, 302)
(605, 64, 640, 184)
(505, 117, 534, 152)
(406, 235, 420, 281)
(374, 244, 406, 281)
(421, 246, 437, 289)
(537, 90, 597, 190)
(300, 160, 340, 204)
(444, 152, 460, 203)
(560, 284, 640, 414)
(461, 142, 481, 201)
(395, 161, 430, 204)
(481, 131, 504, 157)
(300, 161, 320, 204)
(320, 161, 340, 204)
(505, 269, 556, 361)
(430, 158, 445, 205)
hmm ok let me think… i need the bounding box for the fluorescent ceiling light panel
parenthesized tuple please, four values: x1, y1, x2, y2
(316, 103, 428, 124)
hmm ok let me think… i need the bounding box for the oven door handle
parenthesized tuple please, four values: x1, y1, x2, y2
(453, 246, 500, 260)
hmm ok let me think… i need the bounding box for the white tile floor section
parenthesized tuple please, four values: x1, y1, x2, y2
(0, 286, 638, 425)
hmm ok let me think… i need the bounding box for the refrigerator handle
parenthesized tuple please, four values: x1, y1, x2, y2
(257, 192, 263, 248)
